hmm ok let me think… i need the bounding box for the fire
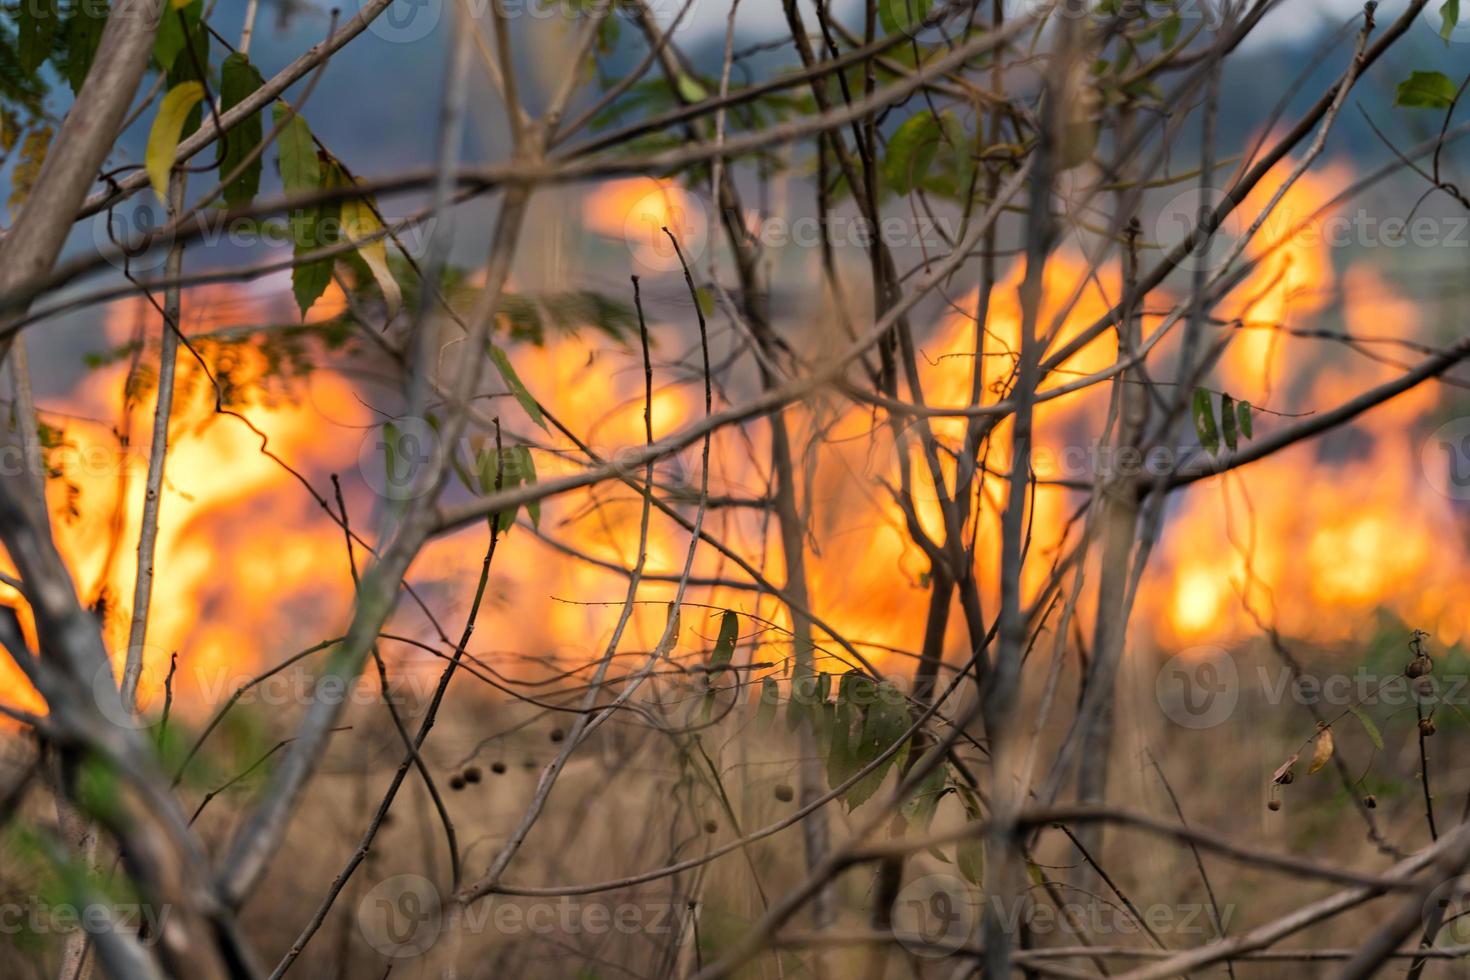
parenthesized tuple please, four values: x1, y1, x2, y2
(0, 283, 366, 721)
(1144, 159, 1468, 648)
(1, 155, 1462, 727)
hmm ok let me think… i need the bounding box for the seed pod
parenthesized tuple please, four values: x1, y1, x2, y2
(1268, 799, 1282, 811)
(491, 761, 507, 775)
(1420, 717, 1437, 737)
(1364, 794, 1377, 808)
(449, 776, 466, 792)
(463, 766, 482, 784)
(773, 783, 795, 802)
(550, 728, 565, 743)
(1278, 770, 1295, 785)
(703, 819, 718, 834)
(1408, 655, 1433, 679)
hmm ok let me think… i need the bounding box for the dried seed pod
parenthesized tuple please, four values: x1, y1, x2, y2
(449, 776, 466, 792)
(1278, 770, 1295, 785)
(1420, 717, 1438, 737)
(1408, 655, 1433, 679)
(703, 819, 718, 834)
(491, 761, 507, 775)
(773, 783, 795, 802)
(1364, 794, 1377, 808)
(1268, 799, 1282, 811)
(463, 766, 482, 784)
(550, 728, 565, 743)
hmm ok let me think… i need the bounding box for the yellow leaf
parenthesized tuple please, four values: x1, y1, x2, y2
(1308, 725, 1334, 774)
(146, 82, 205, 205)
(340, 190, 401, 318)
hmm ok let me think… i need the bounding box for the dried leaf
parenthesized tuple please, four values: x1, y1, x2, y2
(8, 125, 52, 216)
(1308, 726, 1335, 774)
(340, 190, 402, 318)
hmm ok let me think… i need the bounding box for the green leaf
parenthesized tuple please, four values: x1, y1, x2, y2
(675, 73, 707, 103)
(146, 82, 206, 205)
(957, 838, 985, 885)
(1192, 388, 1219, 456)
(513, 445, 539, 528)
(710, 611, 737, 672)
(219, 53, 265, 209)
(1442, 0, 1461, 40)
(901, 755, 950, 832)
(702, 614, 739, 722)
(842, 681, 911, 810)
(1396, 70, 1458, 110)
(879, 0, 931, 35)
(291, 249, 334, 318)
(955, 785, 985, 884)
(694, 286, 715, 319)
(1220, 392, 1238, 453)
(1160, 12, 1181, 47)
(17, 0, 59, 75)
(63, 0, 110, 96)
(755, 677, 778, 730)
(153, 0, 199, 74)
(1349, 706, 1384, 750)
(1237, 399, 1253, 440)
(273, 106, 320, 194)
(476, 446, 526, 532)
(786, 675, 810, 731)
(824, 695, 857, 781)
(487, 344, 547, 431)
(883, 111, 942, 195)
(274, 109, 333, 317)
(812, 700, 834, 756)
